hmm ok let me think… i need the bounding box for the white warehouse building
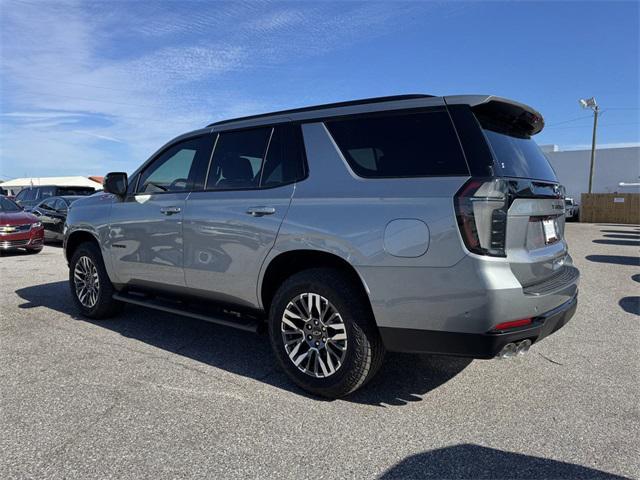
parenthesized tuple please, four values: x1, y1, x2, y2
(541, 145, 640, 200)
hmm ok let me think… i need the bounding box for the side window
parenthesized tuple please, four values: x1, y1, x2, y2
(325, 110, 468, 178)
(39, 186, 55, 200)
(19, 188, 37, 201)
(40, 198, 56, 210)
(207, 127, 272, 190)
(138, 135, 213, 194)
(53, 199, 67, 211)
(261, 124, 306, 188)
(126, 173, 140, 196)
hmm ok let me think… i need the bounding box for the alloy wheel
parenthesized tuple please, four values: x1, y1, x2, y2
(280, 292, 348, 378)
(73, 256, 100, 308)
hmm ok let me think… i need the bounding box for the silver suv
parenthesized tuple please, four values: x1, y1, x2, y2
(64, 94, 579, 397)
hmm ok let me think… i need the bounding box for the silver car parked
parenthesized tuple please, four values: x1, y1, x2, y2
(64, 94, 579, 397)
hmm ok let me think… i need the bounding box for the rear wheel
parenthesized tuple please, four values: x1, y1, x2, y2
(268, 268, 384, 398)
(69, 242, 123, 319)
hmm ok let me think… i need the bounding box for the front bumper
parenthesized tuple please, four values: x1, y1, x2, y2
(379, 293, 578, 358)
(0, 228, 44, 250)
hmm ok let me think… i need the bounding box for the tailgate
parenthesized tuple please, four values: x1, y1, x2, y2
(505, 190, 568, 287)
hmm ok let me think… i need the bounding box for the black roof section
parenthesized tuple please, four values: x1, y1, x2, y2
(207, 94, 434, 127)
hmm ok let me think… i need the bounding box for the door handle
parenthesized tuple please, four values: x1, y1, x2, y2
(160, 206, 181, 216)
(246, 206, 276, 217)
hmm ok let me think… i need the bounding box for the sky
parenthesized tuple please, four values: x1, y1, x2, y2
(0, 0, 638, 179)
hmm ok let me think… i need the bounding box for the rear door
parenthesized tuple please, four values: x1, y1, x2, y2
(108, 134, 214, 289)
(183, 123, 305, 307)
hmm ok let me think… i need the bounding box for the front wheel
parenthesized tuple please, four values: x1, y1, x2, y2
(268, 268, 385, 398)
(69, 242, 123, 319)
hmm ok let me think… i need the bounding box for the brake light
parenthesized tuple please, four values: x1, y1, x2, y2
(492, 318, 532, 331)
(454, 178, 509, 257)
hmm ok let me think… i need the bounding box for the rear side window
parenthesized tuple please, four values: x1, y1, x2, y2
(325, 110, 468, 178)
(261, 124, 306, 187)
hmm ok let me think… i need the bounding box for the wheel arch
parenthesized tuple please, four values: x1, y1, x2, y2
(65, 229, 100, 263)
(259, 249, 373, 319)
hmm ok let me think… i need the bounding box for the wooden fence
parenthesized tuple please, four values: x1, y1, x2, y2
(580, 193, 640, 224)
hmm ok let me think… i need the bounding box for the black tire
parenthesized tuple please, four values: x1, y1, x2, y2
(69, 241, 123, 319)
(268, 268, 385, 398)
(25, 247, 42, 254)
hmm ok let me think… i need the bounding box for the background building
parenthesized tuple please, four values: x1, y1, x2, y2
(542, 145, 640, 200)
(0, 176, 103, 196)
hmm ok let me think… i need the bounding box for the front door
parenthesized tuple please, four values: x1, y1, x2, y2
(107, 134, 214, 289)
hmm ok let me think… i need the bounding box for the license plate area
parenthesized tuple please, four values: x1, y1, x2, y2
(542, 218, 558, 244)
(528, 215, 560, 246)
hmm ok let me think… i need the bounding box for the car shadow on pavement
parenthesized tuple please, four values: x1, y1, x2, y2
(619, 297, 639, 316)
(14, 280, 470, 407)
(600, 229, 640, 235)
(596, 224, 640, 228)
(592, 239, 640, 247)
(603, 234, 640, 240)
(379, 444, 629, 479)
(585, 255, 640, 267)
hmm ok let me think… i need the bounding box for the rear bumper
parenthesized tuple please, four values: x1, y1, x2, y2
(379, 293, 577, 358)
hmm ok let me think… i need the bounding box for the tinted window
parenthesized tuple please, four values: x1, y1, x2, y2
(126, 173, 140, 196)
(17, 188, 36, 201)
(207, 127, 271, 190)
(261, 124, 306, 187)
(40, 198, 57, 210)
(0, 196, 21, 212)
(53, 199, 67, 211)
(481, 128, 557, 182)
(39, 186, 55, 199)
(139, 136, 213, 194)
(325, 110, 468, 178)
(58, 187, 94, 196)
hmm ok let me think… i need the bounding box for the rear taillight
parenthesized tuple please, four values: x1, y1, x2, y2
(454, 178, 509, 257)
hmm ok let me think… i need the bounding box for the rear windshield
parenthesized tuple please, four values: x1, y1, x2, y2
(476, 116, 557, 182)
(325, 110, 469, 178)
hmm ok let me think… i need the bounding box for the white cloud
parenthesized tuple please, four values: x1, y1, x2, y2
(0, 0, 430, 177)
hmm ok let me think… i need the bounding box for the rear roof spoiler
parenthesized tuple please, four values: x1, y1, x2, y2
(444, 95, 545, 135)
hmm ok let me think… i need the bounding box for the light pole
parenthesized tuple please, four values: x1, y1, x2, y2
(579, 97, 599, 194)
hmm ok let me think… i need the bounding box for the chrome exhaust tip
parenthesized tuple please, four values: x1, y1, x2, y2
(516, 339, 532, 356)
(497, 340, 532, 359)
(497, 343, 517, 359)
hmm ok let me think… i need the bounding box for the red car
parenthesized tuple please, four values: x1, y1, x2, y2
(0, 195, 44, 253)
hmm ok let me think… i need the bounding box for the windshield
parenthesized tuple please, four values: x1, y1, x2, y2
(481, 128, 557, 182)
(0, 196, 21, 212)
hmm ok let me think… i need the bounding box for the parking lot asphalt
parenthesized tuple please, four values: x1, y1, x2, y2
(1, 223, 638, 480)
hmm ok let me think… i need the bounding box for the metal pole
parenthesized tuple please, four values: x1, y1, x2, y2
(587, 105, 599, 194)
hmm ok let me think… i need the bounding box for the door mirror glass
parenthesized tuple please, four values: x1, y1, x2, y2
(104, 172, 128, 196)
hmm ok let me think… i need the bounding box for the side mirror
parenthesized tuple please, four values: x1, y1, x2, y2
(103, 172, 128, 197)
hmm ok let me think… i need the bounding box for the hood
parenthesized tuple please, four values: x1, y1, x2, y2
(0, 211, 38, 226)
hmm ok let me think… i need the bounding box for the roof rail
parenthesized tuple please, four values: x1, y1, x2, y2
(207, 94, 435, 127)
